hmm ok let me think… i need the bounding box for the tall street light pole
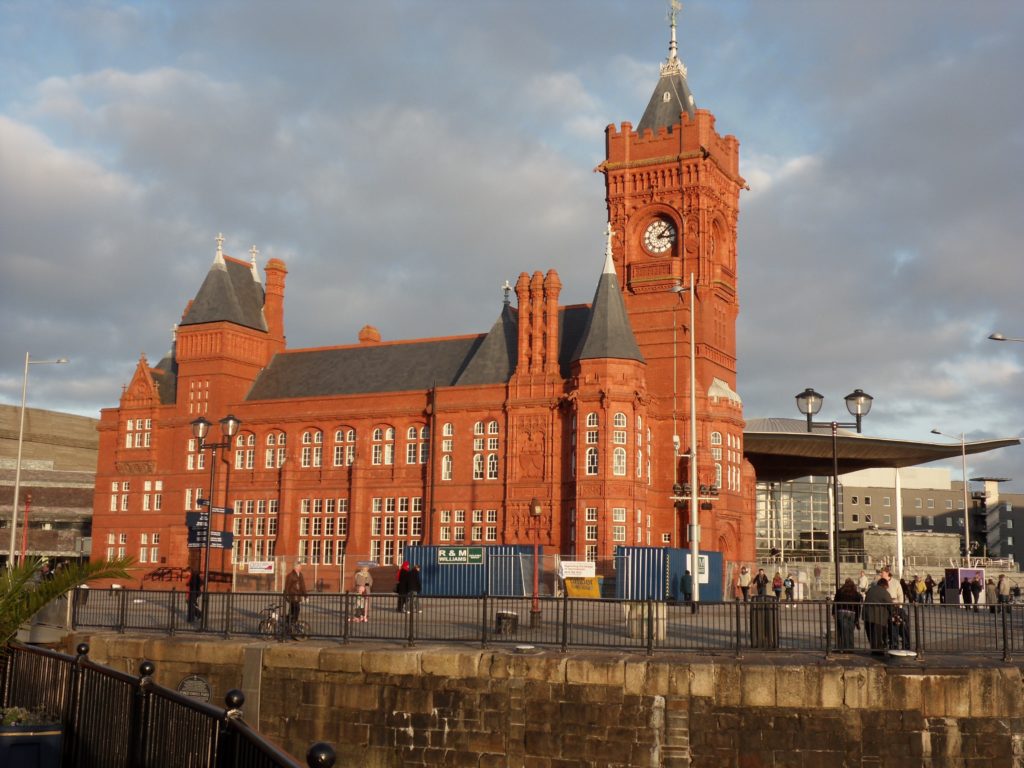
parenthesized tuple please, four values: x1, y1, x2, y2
(670, 275, 703, 602)
(794, 387, 873, 592)
(529, 497, 542, 627)
(931, 429, 972, 568)
(191, 414, 241, 629)
(8, 353, 69, 567)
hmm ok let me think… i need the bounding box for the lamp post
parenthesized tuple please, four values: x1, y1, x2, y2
(670, 274, 703, 602)
(529, 497, 542, 628)
(8, 353, 69, 568)
(191, 414, 241, 627)
(794, 387, 873, 591)
(930, 429, 972, 568)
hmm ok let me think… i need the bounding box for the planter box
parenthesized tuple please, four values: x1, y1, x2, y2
(0, 723, 63, 768)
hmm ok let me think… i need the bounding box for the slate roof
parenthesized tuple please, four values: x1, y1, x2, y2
(245, 303, 604, 401)
(180, 256, 267, 332)
(152, 352, 178, 406)
(571, 250, 644, 364)
(636, 67, 696, 134)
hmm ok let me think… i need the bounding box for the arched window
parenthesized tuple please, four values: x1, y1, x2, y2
(234, 432, 255, 470)
(613, 447, 627, 476)
(301, 429, 322, 467)
(373, 427, 383, 441)
(613, 412, 627, 428)
(487, 420, 499, 434)
(443, 422, 454, 436)
(487, 454, 498, 479)
(473, 454, 484, 480)
(333, 427, 355, 466)
(442, 455, 453, 481)
(585, 447, 599, 476)
(586, 413, 599, 428)
(474, 421, 485, 435)
(265, 431, 286, 468)
(407, 427, 418, 440)
(420, 426, 430, 439)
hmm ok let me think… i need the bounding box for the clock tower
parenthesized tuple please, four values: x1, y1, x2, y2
(596, 6, 753, 563)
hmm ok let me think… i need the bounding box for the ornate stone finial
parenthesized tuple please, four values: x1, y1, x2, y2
(216, 232, 225, 256)
(661, 0, 687, 78)
(603, 222, 616, 275)
(250, 245, 259, 263)
(502, 280, 513, 305)
(249, 245, 262, 282)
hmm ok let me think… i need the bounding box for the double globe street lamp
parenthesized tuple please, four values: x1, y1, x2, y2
(191, 414, 241, 628)
(794, 388, 874, 591)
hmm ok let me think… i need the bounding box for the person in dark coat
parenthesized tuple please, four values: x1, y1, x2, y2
(185, 566, 202, 623)
(753, 569, 769, 596)
(406, 564, 422, 613)
(396, 561, 411, 612)
(681, 570, 693, 603)
(864, 577, 893, 652)
(284, 561, 307, 630)
(960, 577, 973, 609)
(970, 576, 983, 613)
(833, 578, 863, 650)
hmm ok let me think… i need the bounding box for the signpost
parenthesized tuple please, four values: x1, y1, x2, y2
(437, 547, 483, 565)
(187, 529, 234, 550)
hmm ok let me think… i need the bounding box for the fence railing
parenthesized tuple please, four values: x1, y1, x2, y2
(0, 641, 336, 768)
(69, 588, 1022, 661)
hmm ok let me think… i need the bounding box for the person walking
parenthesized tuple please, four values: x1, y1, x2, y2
(738, 566, 752, 602)
(771, 572, 783, 601)
(783, 574, 795, 602)
(960, 576, 973, 609)
(681, 570, 693, 604)
(185, 566, 202, 623)
(882, 567, 909, 650)
(753, 568, 769, 597)
(284, 561, 307, 637)
(970, 576, 983, 613)
(353, 566, 373, 621)
(406, 564, 422, 613)
(396, 561, 411, 612)
(924, 574, 936, 604)
(833, 578, 862, 650)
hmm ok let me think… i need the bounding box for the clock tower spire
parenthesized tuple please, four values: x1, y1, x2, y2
(596, 6, 752, 563)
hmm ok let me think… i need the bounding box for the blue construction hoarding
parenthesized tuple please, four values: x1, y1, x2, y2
(402, 545, 539, 597)
(614, 546, 724, 601)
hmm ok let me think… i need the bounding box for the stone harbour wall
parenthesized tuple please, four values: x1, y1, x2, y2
(70, 633, 1024, 768)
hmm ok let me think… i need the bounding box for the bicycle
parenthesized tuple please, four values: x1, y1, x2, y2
(258, 602, 308, 640)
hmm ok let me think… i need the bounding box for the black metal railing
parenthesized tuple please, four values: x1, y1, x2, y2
(0, 642, 336, 768)
(69, 588, 1022, 661)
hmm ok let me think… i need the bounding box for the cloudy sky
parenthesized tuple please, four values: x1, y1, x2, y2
(2, 0, 1022, 488)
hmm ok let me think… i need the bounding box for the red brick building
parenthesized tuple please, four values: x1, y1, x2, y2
(91, 21, 755, 588)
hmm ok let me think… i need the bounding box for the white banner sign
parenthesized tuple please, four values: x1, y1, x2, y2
(247, 561, 275, 574)
(685, 554, 710, 584)
(558, 560, 596, 579)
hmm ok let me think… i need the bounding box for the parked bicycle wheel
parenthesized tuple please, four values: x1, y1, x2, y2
(290, 620, 309, 640)
(258, 618, 276, 636)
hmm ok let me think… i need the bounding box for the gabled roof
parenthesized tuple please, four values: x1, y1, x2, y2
(180, 255, 267, 332)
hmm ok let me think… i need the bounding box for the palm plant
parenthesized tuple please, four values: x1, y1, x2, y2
(1, 557, 132, 648)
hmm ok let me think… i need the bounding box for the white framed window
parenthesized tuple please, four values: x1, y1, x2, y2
(612, 447, 626, 476)
(443, 422, 454, 436)
(474, 421, 485, 435)
(586, 413, 599, 428)
(585, 447, 598, 476)
(585, 525, 598, 541)
(487, 454, 498, 480)
(442, 455, 453, 480)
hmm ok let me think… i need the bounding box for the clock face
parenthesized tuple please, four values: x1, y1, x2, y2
(643, 218, 676, 254)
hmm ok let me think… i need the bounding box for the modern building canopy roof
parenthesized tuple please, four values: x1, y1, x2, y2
(745, 418, 1021, 481)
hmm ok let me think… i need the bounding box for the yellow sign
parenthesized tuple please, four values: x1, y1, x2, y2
(564, 577, 602, 598)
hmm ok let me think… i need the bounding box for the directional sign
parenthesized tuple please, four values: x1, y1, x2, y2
(209, 506, 232, 515)
(185, 512, 210, 529)
(187, 530, 234, 550)
(197, 498, 210, 507)
(437, 547, 483, 565)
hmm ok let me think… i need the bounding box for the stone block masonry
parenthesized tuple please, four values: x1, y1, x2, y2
(71, 633, 1024, 768)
